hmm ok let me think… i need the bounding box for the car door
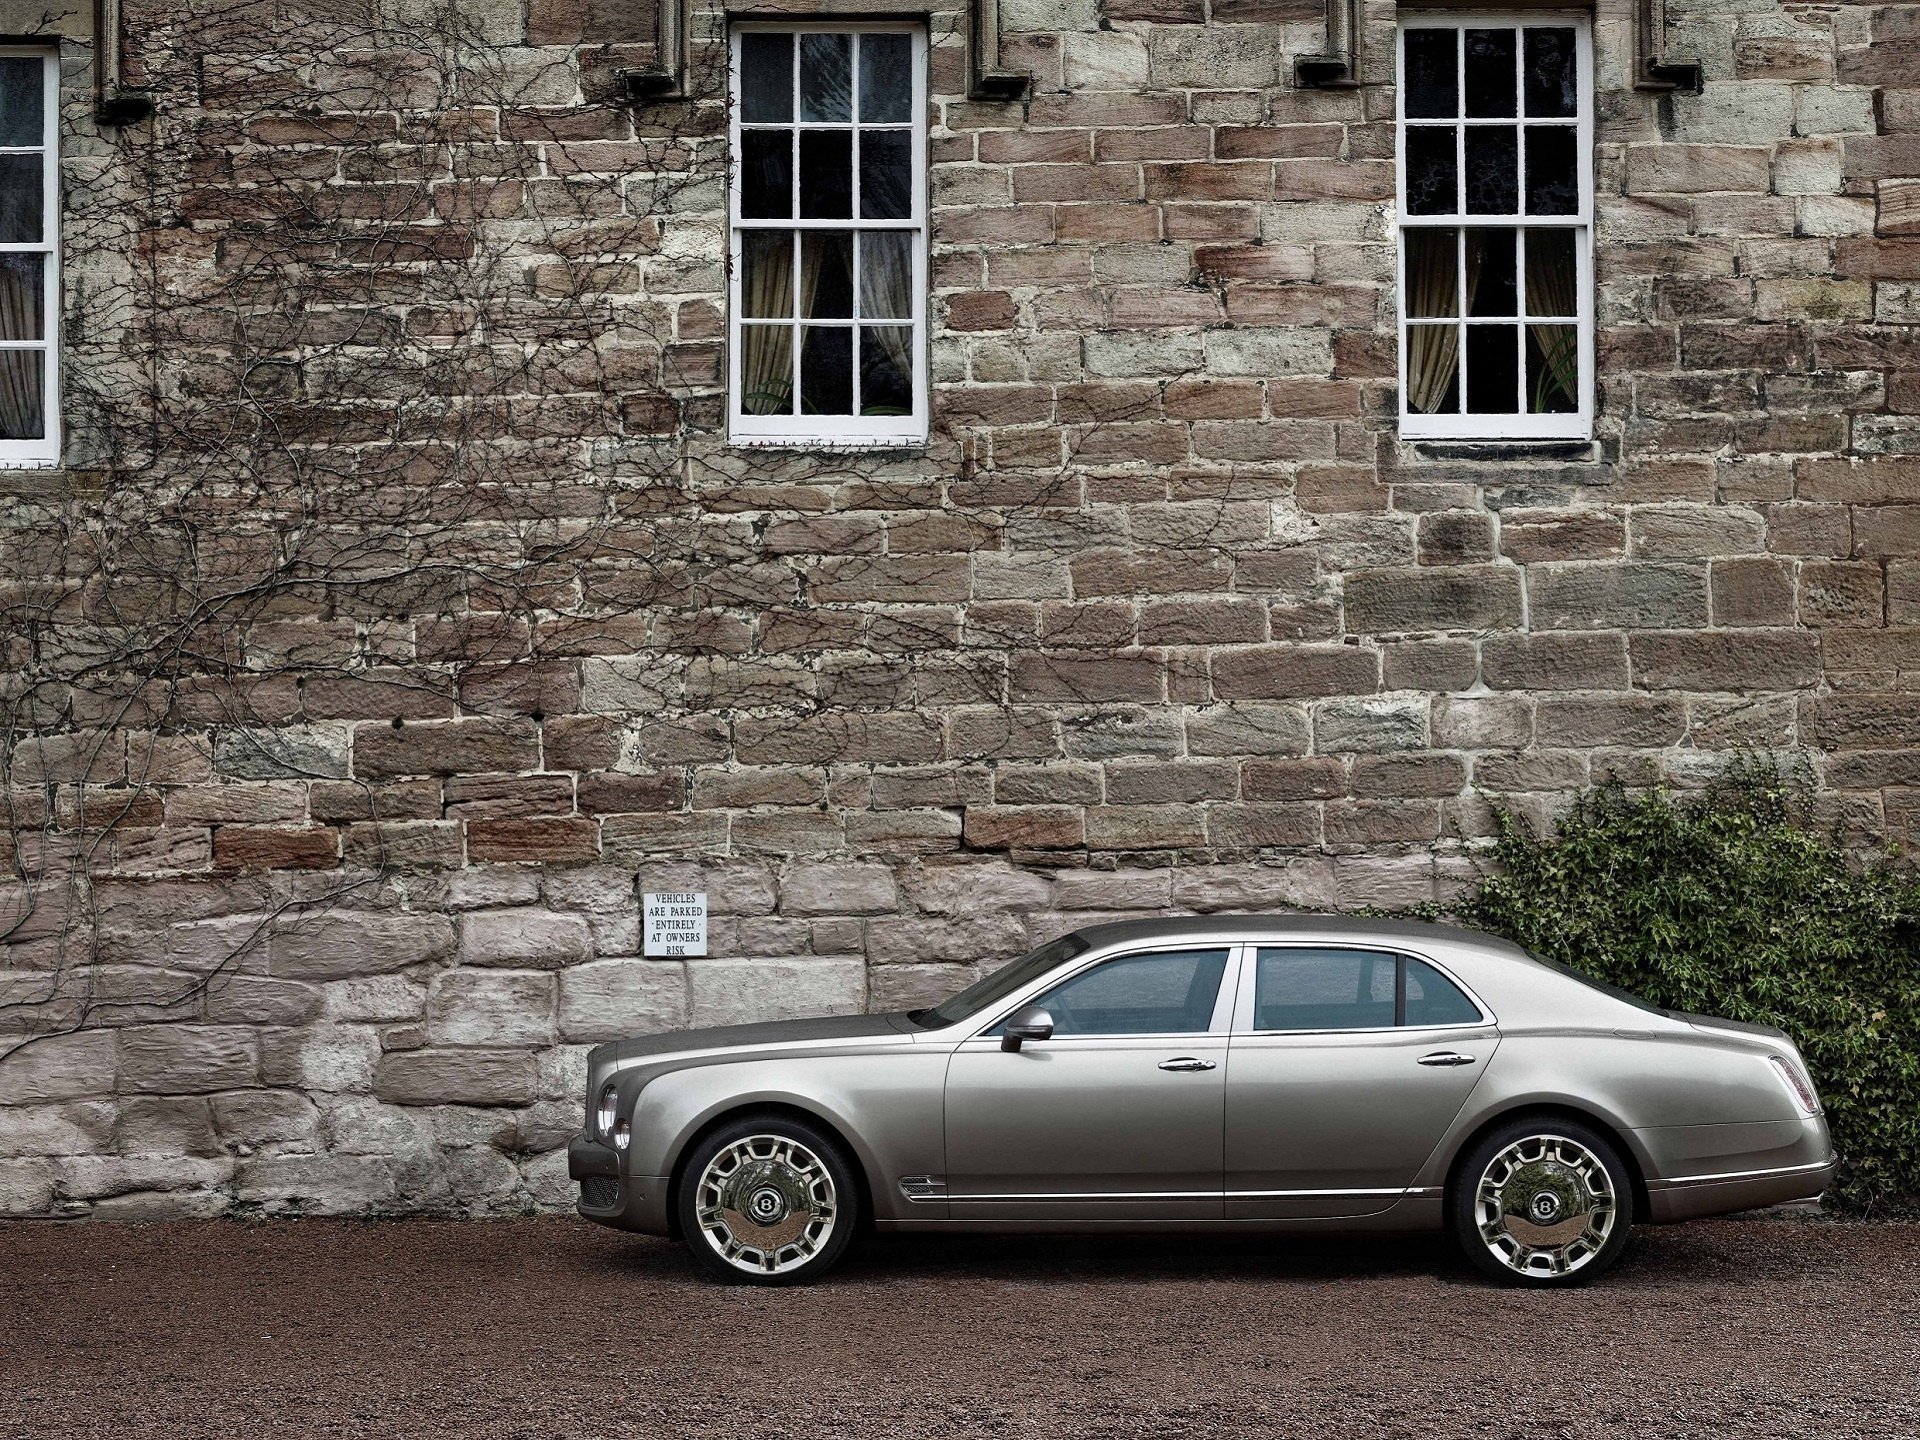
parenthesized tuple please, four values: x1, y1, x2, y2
(943, 944, 1239, 1221)
(1224, 946, 1498, 1219)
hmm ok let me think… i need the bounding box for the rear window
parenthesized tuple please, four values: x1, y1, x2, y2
(1252, 948, 1487, 1030)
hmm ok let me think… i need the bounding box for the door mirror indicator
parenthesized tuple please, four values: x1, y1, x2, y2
(1001, 1005, 1054, 1052)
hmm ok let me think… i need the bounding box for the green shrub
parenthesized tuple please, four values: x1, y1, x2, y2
(1433, 771, 1920, 1216)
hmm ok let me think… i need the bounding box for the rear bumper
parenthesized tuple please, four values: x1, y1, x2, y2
(567, 1134, 671, 1236)
(1645, 1156, 1839, 1223)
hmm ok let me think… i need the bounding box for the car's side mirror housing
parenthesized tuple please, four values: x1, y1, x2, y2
(1001, 1005, 1054, 1052)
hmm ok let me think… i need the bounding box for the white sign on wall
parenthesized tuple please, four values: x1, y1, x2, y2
(643, 892, 708, 957)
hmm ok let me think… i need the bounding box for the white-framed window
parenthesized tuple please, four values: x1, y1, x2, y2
(0, 48, 57, 467)
(1396, 14, 1592, 441)
(727, 22, 927, 448)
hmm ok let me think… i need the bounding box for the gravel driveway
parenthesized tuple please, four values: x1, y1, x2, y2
(2, 1217, 1913, 1439)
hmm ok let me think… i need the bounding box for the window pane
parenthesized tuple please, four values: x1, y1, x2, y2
(1524, 228, 1577, 318)
(799, 32, 851, 122)
(739, 325, 794, 415)
(858, 231, 912, 319)
(859, 130, 911, 220)
(1528, 324, 1578, 413)
(740, 231, 792, 318)
(800, 324, 853, 414)
(0, 347, 45, 440)
(1406, 325, 1460, 413)
(1526, 127, 1579, 215)
(1404, 228, 1456, 316)
(0, 255, 44, 340)
(1464, 29, 1516, 118)
(1254, 948, 1396, 1031)
(800, 230, 853, 319)
(1464, 127, 1518, 214)
(1023, 949, 1230, 1037)
(1466, 324, 1519, 413)
(859, 34, 911, 123)
(740, 131, 792, 219)
(861, 326, 913, 416)
(739, 33, 793, 124)
(1524, 27, 1578, 118)
(1405, 128, 1456, 216)
(1465, 228, 1516, 317)
(1403, 29, 1456, 118)
(1404, 958, 1481, 1026)
(799, 130, 852, 218)
(0, 153, 42, 243)
(0, 57, 42, 147)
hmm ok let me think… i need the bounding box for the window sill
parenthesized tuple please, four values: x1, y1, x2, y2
(1408, 439, 1601, 463)
(728, 436, 928, 455)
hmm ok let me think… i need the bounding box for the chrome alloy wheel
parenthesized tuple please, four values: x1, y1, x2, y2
(1474, 1133, 1617, 1279)
(693, 1133, 839, 1276)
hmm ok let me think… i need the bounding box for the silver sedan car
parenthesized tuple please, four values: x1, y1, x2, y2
(569, 917, 1836, 1286)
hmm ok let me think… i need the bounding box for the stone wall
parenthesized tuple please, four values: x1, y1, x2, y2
(2, 0, 1918, 1215)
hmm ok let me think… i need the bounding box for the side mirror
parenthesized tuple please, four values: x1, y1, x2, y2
(1001, 1005, 1054, 1052)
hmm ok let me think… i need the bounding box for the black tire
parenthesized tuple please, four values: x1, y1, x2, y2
(1448, 1115, 1635, 1287)
(675, 1113, 860, 1285)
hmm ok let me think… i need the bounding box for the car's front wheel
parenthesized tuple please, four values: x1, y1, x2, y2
(1449, 1116, 1634, 1286)
(676, 1114, 859, 1285)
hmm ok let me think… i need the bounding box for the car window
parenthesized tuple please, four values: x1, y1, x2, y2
(1004, 948, 1231, 1037)
(1404, 956, 1482, 1026)
(1254, 948, 1397, 1031)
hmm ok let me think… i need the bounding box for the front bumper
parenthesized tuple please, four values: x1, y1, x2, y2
(567, 1134, 672, 1235)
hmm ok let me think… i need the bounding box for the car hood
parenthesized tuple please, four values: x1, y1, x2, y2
(608, 1011, 915, 1065)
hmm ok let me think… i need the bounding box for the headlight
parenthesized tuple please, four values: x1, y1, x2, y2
(613, 1119, 630, 1152)
(596, 1083, 619, 1138)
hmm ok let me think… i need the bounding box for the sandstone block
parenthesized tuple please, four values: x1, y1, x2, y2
(1345, 566, 1523, 634)
(273, 911, 456, 980)
(0, 1102, 116, 1158)
(428, 969, 556, 1047)
(118, 1025, 258, 1094)
(457, 909, 593, 968)
(373, 1049, 539, 1107)
(685, 959, 866, 1027)
(558, 959, 688, 1042)
(0, 1031, 116, 1104)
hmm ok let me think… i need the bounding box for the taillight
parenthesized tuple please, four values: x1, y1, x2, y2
(1768, 1054, 1820, 1115)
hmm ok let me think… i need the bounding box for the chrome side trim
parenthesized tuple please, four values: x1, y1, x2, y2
(1652, 1158, 1836, 1190)
(930, 1186, 1441, 1204)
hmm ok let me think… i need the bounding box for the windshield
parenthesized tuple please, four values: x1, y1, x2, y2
(1531, 954, 1670, 1016)
(909, 934, 1091, 1029)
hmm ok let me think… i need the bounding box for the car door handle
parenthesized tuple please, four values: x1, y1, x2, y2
(1417, 1051, 1476, 1067)
(1158, 1057, 1217, 1072)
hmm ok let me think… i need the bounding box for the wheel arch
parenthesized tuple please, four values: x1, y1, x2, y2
(1440, 1100, 1652, 1223)
(662, 1099, 878, 1243)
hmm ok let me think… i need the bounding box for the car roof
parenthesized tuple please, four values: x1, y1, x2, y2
(1069, 913, 1525, 956)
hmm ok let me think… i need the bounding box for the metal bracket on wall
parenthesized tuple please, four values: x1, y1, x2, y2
(616, 0, 691, 102)
(93, 0, 153, 125)
(615, 0, 1031, 103)
(1294, 0, 1362, 88)
(1633, 0, 1704, 93)
(969, 0, 1030, 102)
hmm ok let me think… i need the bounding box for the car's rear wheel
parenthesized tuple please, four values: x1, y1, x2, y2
(676, 1114, 859, 1285)
(1449, 1117, 1634, 1286)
